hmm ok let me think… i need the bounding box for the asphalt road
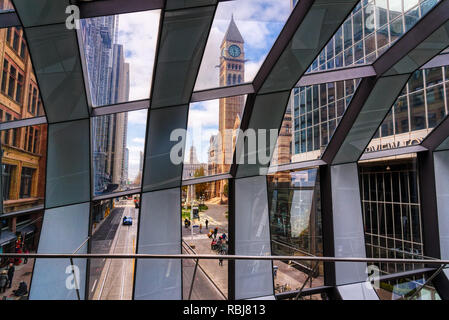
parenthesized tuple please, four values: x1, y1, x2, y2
(89, 202, 138, 300)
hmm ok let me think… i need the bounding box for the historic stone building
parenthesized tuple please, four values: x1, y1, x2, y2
(209, 16, 245, 199)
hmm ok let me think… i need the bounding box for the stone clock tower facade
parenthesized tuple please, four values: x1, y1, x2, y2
(214, 16, 246, 199)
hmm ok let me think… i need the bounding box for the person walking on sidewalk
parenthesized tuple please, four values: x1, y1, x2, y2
(213, 227, 218, 239)
(199, 223, 202, 233)
(205, 219, 209, 230)
(0, 270, 8, 293)
(7, 263, 15, 288)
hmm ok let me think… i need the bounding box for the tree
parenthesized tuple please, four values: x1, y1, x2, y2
(194, 167, 208, 200)
(223, 182, 229, 197)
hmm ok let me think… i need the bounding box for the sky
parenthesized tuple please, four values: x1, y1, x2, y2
(194, 0, 291, 90)
(113, 10, 159, 181)
(91, 1, 293, 179)
(188, 0, 291, 166)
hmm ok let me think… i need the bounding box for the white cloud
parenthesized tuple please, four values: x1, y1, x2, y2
(132, 137, 145, 144)
(127, 109, 148, 125)
(194, 0, 291, 90)
(118, 10, 161, 101)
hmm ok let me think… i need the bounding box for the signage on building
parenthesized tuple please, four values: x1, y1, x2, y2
(365, 137, 423, 153)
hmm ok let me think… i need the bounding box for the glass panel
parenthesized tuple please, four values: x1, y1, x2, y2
(272, 79, 360, 167)
(181, 179, 228, 300)
(143, 105, 188, 192)
(365, 66, 448, 155)
(46, 119, 90, 208)
(184, 95, 246, 180)
(13, 0, 68, 27)
(359, 156, 427, 276)
(306, 0, 441, 73)
(29, 202, 90, 300)
(2, 124, 47, 214)
(234, 176, 273, 299)
(92, 110, 146, 197)
(261, 1, 358, 93)
(88, 194, 139, 300)
(134, 189, 181, 300)
(333, 74, 410, 164)
(25, 23, 88, 123)
(267, 168, 324, 293)
(80, 11, 160, 107)
(0, 27, 46, 123)
(0, 210, 43, 299)
(194, 0, 291, 91)
(151, 6, 215, 108)
(376, 275, 441, 300)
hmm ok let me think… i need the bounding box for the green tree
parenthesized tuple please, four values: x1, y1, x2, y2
(194, 167, 208, 200)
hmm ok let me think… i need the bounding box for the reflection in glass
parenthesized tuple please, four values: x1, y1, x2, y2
(0, 27, 45, 123)
(2, 124, 47, 213)
(359, 156, 425, 276)
(92, 110, 146, 196)
(274, 79, 360, 167)
(307, 0, 441, 73)
(267, 168, 323, 293)
(88, 195, 139, 300)
(80, 10, 160, 107)
(365, 67, 448, 154)
(194, 0, 291, 91)
(376, 275, 441, 300)
(181, 179, 228, 300)
(184, 95, 246, 191)
(0, 212, 43, 300)
(0, 0, 13, 11)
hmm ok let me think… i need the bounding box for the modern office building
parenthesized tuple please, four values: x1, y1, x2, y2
(1, 0, 449, 302)
(286, 0, 447, 279)
(80, 16, 130, 195)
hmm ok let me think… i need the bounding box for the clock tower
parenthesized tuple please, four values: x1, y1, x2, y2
(215, 15, 245, 198)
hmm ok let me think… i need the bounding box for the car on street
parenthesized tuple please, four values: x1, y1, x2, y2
(123, 216, 133, 225)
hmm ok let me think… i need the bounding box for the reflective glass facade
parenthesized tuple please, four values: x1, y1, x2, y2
(0, 0, 448, 302)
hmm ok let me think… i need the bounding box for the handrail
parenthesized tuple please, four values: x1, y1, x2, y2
(0, 253, 448, 265)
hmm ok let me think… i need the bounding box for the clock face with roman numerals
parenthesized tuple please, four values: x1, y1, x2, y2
(228, 44, 241, 58)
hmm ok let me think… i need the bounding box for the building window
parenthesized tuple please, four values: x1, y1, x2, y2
(1, 59, 8, 93)
(16, 72, 23, 104)
(20, 40, 27, 59)
(33, 129, 39, 153)
(8, 65, 16, 98)
(12, 29, 20, 52)
(2, 164, 13, 201)
(20, 167, 34, 198)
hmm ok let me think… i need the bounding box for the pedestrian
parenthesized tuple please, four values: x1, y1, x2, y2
(23, 246, 29, 264)
(222, 233, 227, 241)
(0, 270, 8, 293)
(184, 218, 189, 228)
(7, 263, 14, 289)
(205, 219, 209, 230)
(199, 223, 202, 233)
(213, 227, 218, 239)
(219, 258, 223, 266)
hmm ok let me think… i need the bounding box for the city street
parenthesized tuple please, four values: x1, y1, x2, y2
(90, 201, 138, 300)
(182, 201, 228, 299)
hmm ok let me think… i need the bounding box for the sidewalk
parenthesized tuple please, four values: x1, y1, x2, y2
(0, 258, 34, 300)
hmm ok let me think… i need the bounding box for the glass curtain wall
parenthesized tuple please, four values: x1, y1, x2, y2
(267, 168, 324, 296)
(359, 155, 425, 276)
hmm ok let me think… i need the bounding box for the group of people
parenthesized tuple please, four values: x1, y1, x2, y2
(209, 228, 228, 266)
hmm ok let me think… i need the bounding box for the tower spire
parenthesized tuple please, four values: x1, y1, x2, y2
(222, 14, 244, 44)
